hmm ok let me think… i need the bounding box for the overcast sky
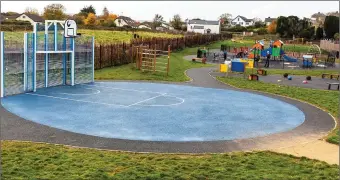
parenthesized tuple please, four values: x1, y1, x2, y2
(1, 1, 339, 21)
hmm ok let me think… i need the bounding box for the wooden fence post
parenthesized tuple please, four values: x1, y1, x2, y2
(99, 44, 102, 69)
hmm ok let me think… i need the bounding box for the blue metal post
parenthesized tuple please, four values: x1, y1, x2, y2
(92, 36, 95, 83)
(33, 32, 36, 92)
(62, 37, 66, 85)
(54, 22, 57, 51)
(45, 34, 48, 87)
(1, 32, 5, 97)
(24, 33, 28, 91)
(71, 38, 75, 86)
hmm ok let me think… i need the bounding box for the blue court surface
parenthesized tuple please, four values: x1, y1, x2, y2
(2, 82, 305, 142)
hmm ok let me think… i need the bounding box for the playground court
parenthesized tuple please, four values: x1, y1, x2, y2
(2, 81, 306, 142)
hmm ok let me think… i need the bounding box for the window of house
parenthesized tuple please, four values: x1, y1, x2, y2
(238, 18, 240, 21)
(22, 16, 26, 18)
(193, 26, 204, 29)
(246, 22, 249, 25)
(240, 22, 243, 25)
(191, 26, 192, 29)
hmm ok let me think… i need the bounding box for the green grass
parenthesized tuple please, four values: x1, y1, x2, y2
(95, 47, 214, 82)
(2, 141, 339, 180)
(3, 30, 183, 44)
(216, 76, 339, 144)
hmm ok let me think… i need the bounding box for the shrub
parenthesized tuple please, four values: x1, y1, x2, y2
(256, 28, 268, 35)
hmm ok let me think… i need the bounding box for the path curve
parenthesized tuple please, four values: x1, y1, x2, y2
(0, 66, 337, 164)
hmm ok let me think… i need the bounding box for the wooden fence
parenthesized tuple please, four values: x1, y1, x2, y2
(94, 33, 232, 70)
(320, 40, 339, 52)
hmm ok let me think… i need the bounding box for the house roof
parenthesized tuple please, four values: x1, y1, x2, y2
(17, 13, 44, 22)
(188, 19, 219, 25)
(0, 15, 17, 22)
(116, 16, 137, 26)
(232, 15, 253, 22)
(139, 21, 153, 27)
(264, 17, 276, 23)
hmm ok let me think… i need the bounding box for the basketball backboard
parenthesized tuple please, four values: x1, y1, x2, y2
(64, 20, 77, 38)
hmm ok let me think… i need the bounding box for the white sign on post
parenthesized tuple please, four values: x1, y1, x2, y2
(64, 20, 77, 38)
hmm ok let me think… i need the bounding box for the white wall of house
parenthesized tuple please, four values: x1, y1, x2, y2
(187, 24, 220, 34)
(16, 14, 36, 25)
(138, 25, 151, 29)
(231, 16, 254, 27)
(114, 19, 128, 27)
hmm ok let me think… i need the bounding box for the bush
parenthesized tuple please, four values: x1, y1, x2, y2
(334, 33, 339, 40)
(1, 20, 31, 25)
(256, 28, 268, 35)
(226, 25, 247, 32)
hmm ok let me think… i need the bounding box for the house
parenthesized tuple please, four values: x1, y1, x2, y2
(15, 13, 44, 25)
(186, 19, 221, 34)
(311, 12, 326, 26)
(160, 22, 174, 30)
(0, 14, 18, 22)
(231, 15, 254, 27)
(138, 22, 152, 29)
(264, 17, 276, 26)
(114, 16, 137, 28)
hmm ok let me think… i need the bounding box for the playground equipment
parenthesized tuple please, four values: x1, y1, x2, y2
(136, 45, 170, 75)
(288, 76, 292, 80)
(306, 76, 312, 81)
(302, 55, 313, 68)
(1, 20, 94, 97)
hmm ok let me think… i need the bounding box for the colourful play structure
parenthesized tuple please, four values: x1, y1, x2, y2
(248, 40, 286, 59)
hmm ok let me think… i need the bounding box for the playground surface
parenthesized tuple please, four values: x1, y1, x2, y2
(0, 68, 335, 155)
(259, 75, 339, 90)
(2, 82, 305, 142)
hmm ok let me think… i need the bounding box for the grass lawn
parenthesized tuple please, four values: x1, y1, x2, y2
(216, 76, 339, 145)
(3, 30, 183, 44)
(2, 141, 339, 180)
(95, 47, 214, 81)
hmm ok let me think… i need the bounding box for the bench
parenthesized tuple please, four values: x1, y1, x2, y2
(322, 73, 340, 80)
(327, 82, 340, 90)
(192, 58, 206, 64)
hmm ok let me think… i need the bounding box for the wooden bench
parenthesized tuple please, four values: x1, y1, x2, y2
(257, 69, 267, 76)
(327, 82, 340, 90)
(322, 73, 340, 80)
(192, 58, 206, 64)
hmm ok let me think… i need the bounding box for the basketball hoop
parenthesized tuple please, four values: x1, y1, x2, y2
(64, 20, 77, 38)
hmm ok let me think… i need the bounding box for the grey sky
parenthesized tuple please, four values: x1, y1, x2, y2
(1, 1, 338, 22)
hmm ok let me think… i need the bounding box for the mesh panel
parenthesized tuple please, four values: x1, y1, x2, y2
(36, 23, 72, 52)
(26, 33, 34, 92)
(3, 32, 24, 96)
(48, 53, 69, 87)
(75, 36, 93, 84)
(36, 53, 45, 88)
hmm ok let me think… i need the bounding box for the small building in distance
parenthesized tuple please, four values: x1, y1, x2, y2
(264, 17, 277, 26)
(114, 16, 137, 28)
(231, 15, 254, 27)
(186, 19, 221, 34)
(16, 13, 44, 25)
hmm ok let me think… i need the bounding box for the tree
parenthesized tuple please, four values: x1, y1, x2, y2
(84, 13, 98, 26)
(257, 28, 268, 35)
(276, 16, 289, 37)
(73, 14, 85, 25)
(102, 7, 109, 20)
(80, 5, 96, 17)
(315, 26, 324, 40)
(24, 7, 39, 15)
(43, 4, 66, 20)
(334, 33, 339, 40)
(267, 20, 277, 34)
(219, 13, 232, 27)
(170, 14, 182, 30)
(324, 16, 339, 39)
(254, 21, 265, 28)
(100, 14, 117, 27)
(152, 14, 164, 29)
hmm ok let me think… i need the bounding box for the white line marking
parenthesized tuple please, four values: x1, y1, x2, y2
(57, 88, 101, 96)
(126, 93, 167, 107)
(25, 93, 127, 107)
(138, 95, 185, 107)
(82, 84, 163, 95)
